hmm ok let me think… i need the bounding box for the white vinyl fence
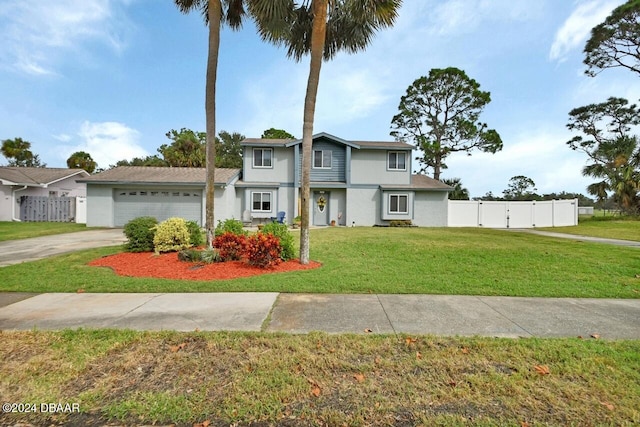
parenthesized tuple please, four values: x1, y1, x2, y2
(448, 199, 578, 228)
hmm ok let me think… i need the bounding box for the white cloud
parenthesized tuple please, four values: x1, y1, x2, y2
(428, 0, 536, 36)
(446, 128, 592, 197)
(0, 0, 134, 76)
(62, 121, 148, 168)
(549, 0, 621, 62)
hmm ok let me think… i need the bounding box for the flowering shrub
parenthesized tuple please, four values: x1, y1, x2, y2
(246, 233, 282, 268)
(212, 232, 248, 261)
(153, 217, 191, 253)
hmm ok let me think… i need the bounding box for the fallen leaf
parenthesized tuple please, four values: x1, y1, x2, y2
(534, 365, 550, 375)
(590, 333, 601, 339)
(364, 328, 373, 333)
(600, 401, 615, 411)
(520, 421, 530, 427)
(170, 342, 187, 353)
(405, 337, 417, 346)
(311, 386, 321, 397)
(461, 347, 469, 354)
(76, 289, 85, 293)
(353, 373, 365, 383)
(374, 356, 382, 364)
(448, 380, 457, 387)
(416, 351, 422, 360)
(193, 421, 211, 427)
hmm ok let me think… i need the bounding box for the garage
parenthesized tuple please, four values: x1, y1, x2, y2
(114, 188, 202, 226)
(79, 166, 241, 228)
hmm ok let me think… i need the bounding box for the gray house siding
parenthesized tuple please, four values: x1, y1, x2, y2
(243, 146, 294, 183)
(413, 192, 449, 227)
(351, 150, 410, 186)
(345, 188, 380, 226)
(307, 140, 346, 183)
(86, 186, 115, 227)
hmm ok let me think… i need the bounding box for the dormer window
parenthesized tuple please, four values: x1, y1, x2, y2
(253, 148, 273, 168)
(313, 150, 332, 169)
(388, 151, 406, 171)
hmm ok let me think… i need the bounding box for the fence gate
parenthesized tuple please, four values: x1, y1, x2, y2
(19, 196, 75, 222)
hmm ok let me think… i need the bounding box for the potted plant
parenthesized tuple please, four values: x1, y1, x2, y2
(292, 216, 301, 229)
(330, 219, 336, 226)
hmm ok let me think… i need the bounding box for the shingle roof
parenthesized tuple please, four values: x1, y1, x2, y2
(78, 166, 240, 185)
(379, 174, 453, 192)
(0, 167, 89, 186)
(241, 133, 413, 150)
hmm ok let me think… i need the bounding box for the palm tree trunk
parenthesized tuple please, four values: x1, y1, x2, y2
(205, 0, 221, 249)
(300, 0, 328, 265)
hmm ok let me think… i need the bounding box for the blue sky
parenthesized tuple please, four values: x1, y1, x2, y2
(1, 0, 638, 198)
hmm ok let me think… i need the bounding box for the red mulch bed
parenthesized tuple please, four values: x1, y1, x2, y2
(88, 252, 321, 281)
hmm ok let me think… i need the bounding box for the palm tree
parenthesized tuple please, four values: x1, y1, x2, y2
(251, 0, 402, 264)
(174, 0, 245, 247)
(442, 177, 470, 200)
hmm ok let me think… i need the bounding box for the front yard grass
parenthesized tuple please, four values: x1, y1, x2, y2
(0, 221, 88, 242)
(539, 215, 640, 241)
(1, 227, 638, 298)
(1, 329, 638, 426)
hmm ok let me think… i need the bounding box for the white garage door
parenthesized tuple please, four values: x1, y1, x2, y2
(114, 189, 202, 226)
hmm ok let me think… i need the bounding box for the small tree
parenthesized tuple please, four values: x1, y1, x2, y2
(584, 0, 640, 77)
(261, 128, 296, 139)
(503, 175, 539, 200)
(391, 67, 503, 180)
(66, 151, 97, 173)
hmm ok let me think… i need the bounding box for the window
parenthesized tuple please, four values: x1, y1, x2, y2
(253, 148, 273, 168)
(389, 194, 408, 214)
(313, 150, 332, 168)
(252, 192, 272, 212)
(388, 151, 407, 170)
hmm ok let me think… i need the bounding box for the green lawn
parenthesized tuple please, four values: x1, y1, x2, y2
(1, 330, 638, 426)
(539, 216, 640, 241)
(1, 227, 638, 298)
(0, 221, 89, 242)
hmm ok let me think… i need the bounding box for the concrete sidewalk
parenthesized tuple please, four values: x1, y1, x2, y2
(0, 229, 127, 267)
(1, 292, 638, 339)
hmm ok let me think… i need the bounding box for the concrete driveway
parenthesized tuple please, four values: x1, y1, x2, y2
(0, 229, 127, 267)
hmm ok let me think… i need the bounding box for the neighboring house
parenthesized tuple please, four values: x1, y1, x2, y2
(81, 133, 451, 227)
(0, 167, 89, 222)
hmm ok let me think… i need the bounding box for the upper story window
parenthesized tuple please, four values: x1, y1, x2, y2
(253, 148, 273, 168)
(313, 150, 332, 169)
(389, 194, 409, 214)
(388, 151, 407, 171)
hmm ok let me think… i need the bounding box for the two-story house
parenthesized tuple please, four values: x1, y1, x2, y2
(81, 133, 451, 227)
(238, 132, 451, 227)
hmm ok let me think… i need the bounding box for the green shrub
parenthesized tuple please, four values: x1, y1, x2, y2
(215, 218, 247, 236)
(389, 220, 413, 227)
(246, 233, 282, 268)
(123, 216, 158, 252)
(212, 232, 248, 261)
(262, 222, 295, 261)
(186, 220, 204, 247)
(177, 248, 220, 263)
(153, 217, 191, 253)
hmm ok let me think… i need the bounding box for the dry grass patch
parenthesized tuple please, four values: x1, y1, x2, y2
(1, 330, 638, 426)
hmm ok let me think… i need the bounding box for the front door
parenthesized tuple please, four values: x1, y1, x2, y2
(313, 191, 330, 226)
